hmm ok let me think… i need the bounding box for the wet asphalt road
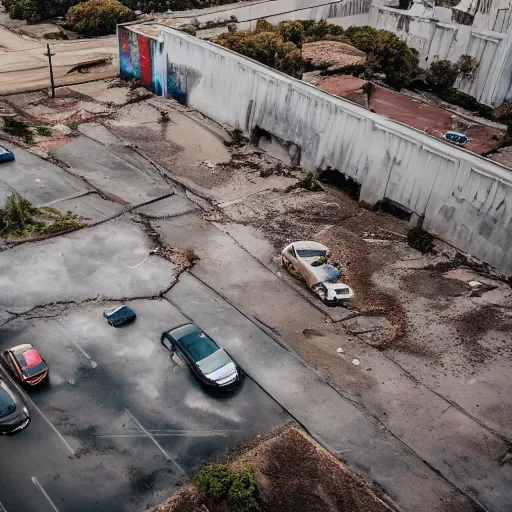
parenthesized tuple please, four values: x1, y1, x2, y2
(0, 299, 289, 512)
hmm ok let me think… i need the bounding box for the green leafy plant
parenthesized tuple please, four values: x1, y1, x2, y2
(0, 193, 84, 238)
(66, 0, 137, 37)
(3, 117, 35, 144)
(427, 60, 460, 92)
(298, 172, 323, 191)
(215, 30, 304, 78)
(193, 464, 258, 512)
(36, 127, 52, 137)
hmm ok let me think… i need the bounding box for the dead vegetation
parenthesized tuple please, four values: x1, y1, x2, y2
(137, 215, 199, 276)
(0, 193, 84, 239)
(152, 427, 391, 512)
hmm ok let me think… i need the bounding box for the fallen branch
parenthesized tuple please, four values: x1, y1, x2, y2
(377, 227, 406, 238)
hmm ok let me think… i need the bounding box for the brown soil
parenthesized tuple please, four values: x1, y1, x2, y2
(401, 270, 469, 300)
(455, 305, 512, 364)
(151, 427, 392, 512)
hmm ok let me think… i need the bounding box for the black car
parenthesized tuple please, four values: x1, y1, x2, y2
(161, 323, 241, 391)
(103, 305, 136, 327)
(0, 379, 30, 435)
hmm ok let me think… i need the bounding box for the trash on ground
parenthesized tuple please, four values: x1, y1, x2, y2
(336, 347, 344, 353)
(351, 358, 360, 366)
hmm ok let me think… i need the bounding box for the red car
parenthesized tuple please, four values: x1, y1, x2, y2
(1, 344, 49, 386)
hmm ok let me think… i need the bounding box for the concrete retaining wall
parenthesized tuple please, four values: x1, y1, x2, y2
(118, 24, 512, 275)
(368, 4, 512, 107)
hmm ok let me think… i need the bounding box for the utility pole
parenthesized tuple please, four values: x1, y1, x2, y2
(43, 43, 56, 99)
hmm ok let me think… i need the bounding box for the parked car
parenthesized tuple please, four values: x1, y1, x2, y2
(0, 379, 30, 435)
(1, 344, 49, 387)
(444, 131, 469, 147)
(103, 305, 136, 327)
(161, 323, 241, 391)
(0, 145, 14, 163)
(281, 241, 354, 306)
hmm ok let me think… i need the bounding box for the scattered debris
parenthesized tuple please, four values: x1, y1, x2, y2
(298, 172, 323, 192)
(159, 110, 170, 123)
(224, 128, 248, 148)
(351, 358, 360, 366)
(336, 347, 344, 353)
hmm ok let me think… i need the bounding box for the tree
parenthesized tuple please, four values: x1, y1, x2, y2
(66, 0, 136, 36)
(344, 26, 419, 89)
(427, 60, 460, 92)
(215, 30, 304, 78)
(278, 21, 305, 47)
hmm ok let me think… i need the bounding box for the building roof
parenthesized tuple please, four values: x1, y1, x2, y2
(316, 75, 504, 156)
(302, 41, 366, 70)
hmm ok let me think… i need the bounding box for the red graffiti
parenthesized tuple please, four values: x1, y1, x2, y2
(138, 35, 152, 87)
(120, 27, 129, 54)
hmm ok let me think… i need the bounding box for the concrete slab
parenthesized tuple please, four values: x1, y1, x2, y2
(0, 217, 176, 313)
(0, 310, 13, 325)
(70, 81, 131, 105)
(50, 192, 126, 223)
(0, 145, 89, 206)
(134, 194, 197, 218)
(165, 273, 478, 512)
(78, 122, 122, 145)
(53, 136, 173, 205)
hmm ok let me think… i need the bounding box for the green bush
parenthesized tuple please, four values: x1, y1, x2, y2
(278, 21, 305, 47)
(4, 0, 78, 23)
(344, 25, 419, 89)
(3, 117, 34, 144)
(427, 60, 460, 92)
(66, 0, 137, 36)
(193, 464, 258, 512)
(215, 30, 304, 78)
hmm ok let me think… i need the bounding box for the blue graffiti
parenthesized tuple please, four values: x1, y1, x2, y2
(167, 61, 187, 104)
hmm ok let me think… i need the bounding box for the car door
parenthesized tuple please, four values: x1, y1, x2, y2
(162, 335, 186, 367)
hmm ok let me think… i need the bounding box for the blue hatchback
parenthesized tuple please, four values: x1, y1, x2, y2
(103, 306, 136, 327)
(0, 146, 14, 164)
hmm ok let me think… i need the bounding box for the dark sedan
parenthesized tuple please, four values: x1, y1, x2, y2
(161, 323, 241, 391)
(0, 379, 30, 435)
(103, 305, 136, 327)
(1, 344, 49, 386)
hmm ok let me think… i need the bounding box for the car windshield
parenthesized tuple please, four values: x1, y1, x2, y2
(296, 249, 326, 258)
(0, 388, 16, 418)
(174, 326, 218, 363)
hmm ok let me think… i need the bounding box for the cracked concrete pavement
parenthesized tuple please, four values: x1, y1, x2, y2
(0, 84, 511, 512)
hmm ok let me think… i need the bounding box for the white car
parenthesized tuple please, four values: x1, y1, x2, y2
(281, 241, 354, 306)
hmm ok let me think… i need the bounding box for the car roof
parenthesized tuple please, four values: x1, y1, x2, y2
(283, 240, 328, 253)
(167, 324, 220, 363)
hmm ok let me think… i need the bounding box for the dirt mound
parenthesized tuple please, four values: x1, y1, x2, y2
(152, 427, 392, 512)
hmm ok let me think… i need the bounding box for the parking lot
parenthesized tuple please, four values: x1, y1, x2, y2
(1, 94, 509, 512)
(0, 299, 289, 511)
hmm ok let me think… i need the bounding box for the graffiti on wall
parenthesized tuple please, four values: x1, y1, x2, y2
(118, 26, 187, 104)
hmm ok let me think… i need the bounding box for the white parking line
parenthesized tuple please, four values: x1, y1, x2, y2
(98, 430, 231, 438)
(31, 477, 59, 512)
(4, 374, 75, 457)
(0, 500, 7, 512)
(124, 408, 187, 477)
(69, 339, 97, 369)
